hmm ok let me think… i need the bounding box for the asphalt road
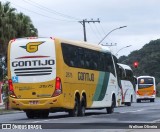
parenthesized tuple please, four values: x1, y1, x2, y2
(0, 98, 160, 131)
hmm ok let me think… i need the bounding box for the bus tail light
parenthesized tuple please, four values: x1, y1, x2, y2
(136, 91, 140, 95)
(10, 39, 16, 43)
(52, 77, 62, 97)
(8, 79, 17, 98)
(153, 90, 156, 95)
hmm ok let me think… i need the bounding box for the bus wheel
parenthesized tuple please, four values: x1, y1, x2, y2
(150, 99, 155, 102)
(26, 110, 35, 119)
(136, 99, 140, 103)
(106, 97, 115, 114)
(79, 96, 86, 116)
(40, 110, 49, 118)
(127, 97, 132, 106)
(126, 102, 131, 106)
(69, 97, 79, 117)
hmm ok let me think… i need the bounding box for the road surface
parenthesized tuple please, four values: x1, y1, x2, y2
(0, 98, 160, 131)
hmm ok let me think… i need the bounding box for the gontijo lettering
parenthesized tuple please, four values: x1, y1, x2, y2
(12, 59, 55, 67)
(78, 72, 94, 81)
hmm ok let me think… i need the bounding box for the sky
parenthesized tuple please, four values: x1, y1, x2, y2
(2, 0, 160, 57)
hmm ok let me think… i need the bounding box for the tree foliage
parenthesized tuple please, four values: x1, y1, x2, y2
(0, 1, 38, 56)
(119, 39, 160, 84)
(0, 1, 38, 80)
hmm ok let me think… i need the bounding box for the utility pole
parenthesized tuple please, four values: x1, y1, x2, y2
(79, 19, 100, 41)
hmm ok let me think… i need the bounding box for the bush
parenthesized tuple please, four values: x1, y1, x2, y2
(156, 85, 160, 97)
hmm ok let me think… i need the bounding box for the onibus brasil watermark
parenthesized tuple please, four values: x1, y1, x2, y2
(1, 124, 42, 130)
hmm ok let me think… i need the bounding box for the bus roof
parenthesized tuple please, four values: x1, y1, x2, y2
(117, 63, 132, 71)
(137, 76, 154, 78)
(9, 37, 111, 53)
(56, 37, 111, 53)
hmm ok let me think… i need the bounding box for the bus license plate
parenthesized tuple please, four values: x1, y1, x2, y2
(29, 101, 39, 104)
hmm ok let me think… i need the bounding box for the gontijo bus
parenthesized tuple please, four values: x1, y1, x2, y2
(8, 37, 119, 118)
(136, 76, 156, 102)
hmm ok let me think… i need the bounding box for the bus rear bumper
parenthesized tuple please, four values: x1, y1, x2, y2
(9, 97, 65, 110)
(136, 95, 156, 100)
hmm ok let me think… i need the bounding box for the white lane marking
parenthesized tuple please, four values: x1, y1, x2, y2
(25, 118, 64, 123)
(26, 119, 53, 123)
(120, 109, 144, 114)
(26, 120, 45, 123)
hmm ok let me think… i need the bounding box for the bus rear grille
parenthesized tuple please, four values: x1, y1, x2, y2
(14, 67, 52, 76)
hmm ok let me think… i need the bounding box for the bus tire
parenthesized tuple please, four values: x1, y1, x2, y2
(126, 102, 131, 106)
(106, 96, 115, 114)
(150, 99, 155, 102)
(69, 96, 79, 117)
(26, 110, 35, 119)
(137, 99, 140, 103)
(79, 96, 86, 116)
(41, 110, 49, 118)
(126, 96, 132, 106)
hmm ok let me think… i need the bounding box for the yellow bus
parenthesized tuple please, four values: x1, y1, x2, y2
(136, 76, 156, 102)
(8, 37, 119, 118)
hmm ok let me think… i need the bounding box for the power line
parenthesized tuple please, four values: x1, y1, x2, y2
(88, 23, 101, 41)
(10, 2, 77, 22)
(99, 23, 107, 36)
(22, 0, 80, 21)
(79, 19, 100, 41)
(93, 23, 104, 39)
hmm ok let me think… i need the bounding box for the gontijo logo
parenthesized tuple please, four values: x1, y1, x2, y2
(20, 41, 44, 53)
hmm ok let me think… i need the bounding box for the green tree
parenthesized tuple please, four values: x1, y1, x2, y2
(0, 1, 38, 56)
(16, 13, 37, 37)
(0, 1, 38, 80)
(119, 39, 160, 84)
(0, 1, 16, 55)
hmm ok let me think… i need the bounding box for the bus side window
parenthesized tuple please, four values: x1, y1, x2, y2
(61, 43, 78, 68)
(99, 53, 105, 71)
(61, 43, 70, 66)
(122, 70, 126, 80)
(93, 52, 98, 70)
(78, 48, 85, 68)
(69, 47, 74, 67)
(124, 69, 128, 80)
(69, 46, 77, 67)
(70, 47, 77, 67)
(104, 54, 109, 72)
(134, 77, 137, 84)
(105, 53, 115, 75)
(84, 50, 90, 69)
(118, 67, 123, 79)
(88, 50, 98, 70)
(89, 58, 95, 70)
(70, 60, 74, 67)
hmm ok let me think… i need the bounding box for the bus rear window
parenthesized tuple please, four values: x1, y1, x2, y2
(138, 78, 153, 84)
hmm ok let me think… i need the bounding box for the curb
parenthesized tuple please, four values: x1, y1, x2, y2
(0, 107, 23, 115)
(0, 110, 23, 115)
